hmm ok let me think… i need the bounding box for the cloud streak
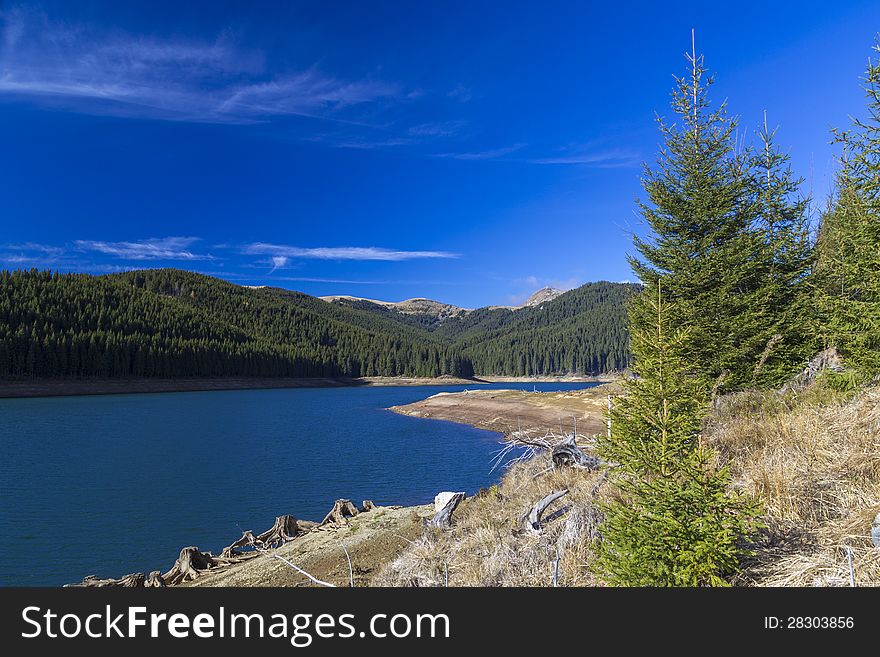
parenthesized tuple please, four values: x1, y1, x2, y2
(75, 237, 213, 260)
(433, 144, 526, 160)
(523, 148, 641, 167)
(0, 9, 395, 124)
(243, 243, 460, 261)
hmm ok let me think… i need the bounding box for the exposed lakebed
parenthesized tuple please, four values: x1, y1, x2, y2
(0, 381, 597, 585)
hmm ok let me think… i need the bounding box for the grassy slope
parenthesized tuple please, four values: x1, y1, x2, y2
(378, 382, 879, 587)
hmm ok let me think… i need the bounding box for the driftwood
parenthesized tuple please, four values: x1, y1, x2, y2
(321, 499, 360, 525)
(69, 572, 146, 588)
(426, 492, 465, 529)
(552, 435, 600, 470)
(522, 489, 569, 535)
(361, 500, 376, 512)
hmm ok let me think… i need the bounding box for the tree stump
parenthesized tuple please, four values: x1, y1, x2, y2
(161, 547, 218, 585)
(321, 499, 359, 525)
(255, 515, 300, 547)
(522, 489, 569, 535)
(426, 492, 465, 529)
(361, 500, 376, 512)
(552, 435, 600, 469)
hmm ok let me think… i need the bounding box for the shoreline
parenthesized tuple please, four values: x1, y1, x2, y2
(0, 374, 606, 399)
(389, 382, 614, 437)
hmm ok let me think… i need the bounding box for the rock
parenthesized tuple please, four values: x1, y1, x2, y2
(434, 491, 466, 513)
(872, 512, 880, 548)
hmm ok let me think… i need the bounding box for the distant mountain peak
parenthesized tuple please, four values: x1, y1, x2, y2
(521, 286, 564, 307)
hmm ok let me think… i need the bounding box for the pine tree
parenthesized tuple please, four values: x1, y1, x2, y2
(594, 284, 760, 586)
(814, 42, 880, 380)
(748, 114, 815, 387)
(630, 35, 764, 392)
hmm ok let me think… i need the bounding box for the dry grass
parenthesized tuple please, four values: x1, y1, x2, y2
(380, 384, 879, 587)
(708, 385, 880, 586)
(377, 439, 608, 587)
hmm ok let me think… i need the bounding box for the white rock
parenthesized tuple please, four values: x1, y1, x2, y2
(434, 491, 465, 512)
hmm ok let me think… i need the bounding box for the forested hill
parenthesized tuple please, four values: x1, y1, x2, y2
(0, 269, 636, 379)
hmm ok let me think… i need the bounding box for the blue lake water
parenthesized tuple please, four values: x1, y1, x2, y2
(0, 381, 596, 586)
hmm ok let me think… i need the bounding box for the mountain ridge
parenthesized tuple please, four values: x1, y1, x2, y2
(0, 268, 637, 379)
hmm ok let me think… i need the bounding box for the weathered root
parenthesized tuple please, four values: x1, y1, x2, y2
(321, 499, 360, 525)
(522, 489, 569, 535)
(145, 570, 166, 587)
(426, 492, 465, 529)
(68, 572, 146, 588)
(221, 530, 257, 558)
(551, 435, 600, 470)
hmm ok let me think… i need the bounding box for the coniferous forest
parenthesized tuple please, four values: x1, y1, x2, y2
(0, 268, 636, 379)
(594, 38, 880, 586)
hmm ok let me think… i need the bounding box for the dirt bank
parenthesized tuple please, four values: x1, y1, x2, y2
(389, 383, 616, 437)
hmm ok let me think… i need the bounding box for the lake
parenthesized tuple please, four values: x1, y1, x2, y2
(0, 381, 597, 586)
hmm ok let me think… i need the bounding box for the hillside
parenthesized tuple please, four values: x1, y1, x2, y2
(0, 269, 636, 379)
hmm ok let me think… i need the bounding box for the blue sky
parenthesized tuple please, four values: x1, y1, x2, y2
(1, 1, 878, 307)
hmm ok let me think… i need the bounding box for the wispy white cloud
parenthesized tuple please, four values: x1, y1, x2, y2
(407, 120, 466, 137)
(433, 143, 526, 160)
(243, 243, 460, 261)
(74, 237, 213, 260)
(3, 242, 65, 257)
(447, 84, 473, 102)
(0, 9, 395, 124)
(523, 148, 641, 167)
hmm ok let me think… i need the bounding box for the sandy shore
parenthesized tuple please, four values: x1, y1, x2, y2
(389, 382, 615, 437)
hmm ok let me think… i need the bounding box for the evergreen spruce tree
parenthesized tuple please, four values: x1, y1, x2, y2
(747, 114, 815, 387)
(814, 43, 880, 380)
(594, 284, 760, 586)
(630, 37, 764, 392)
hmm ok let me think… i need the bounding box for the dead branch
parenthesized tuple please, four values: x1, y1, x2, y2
(258, 547, 336, 587)
(426, 492, 465, 529)
(523, 489, 569, 535)
(341, 542, 354, 587)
